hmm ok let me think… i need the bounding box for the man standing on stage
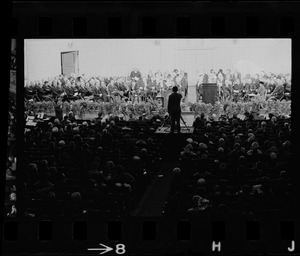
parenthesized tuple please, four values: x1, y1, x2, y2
(181, 71, 189, 98)
(167, 86, 182, 134)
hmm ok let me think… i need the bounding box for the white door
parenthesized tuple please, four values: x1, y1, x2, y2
(61, 51, 79, 76)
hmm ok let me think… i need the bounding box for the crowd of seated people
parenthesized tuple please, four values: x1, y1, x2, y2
(24, 68, 188, 103)
(196, 69, 291, 102)
(6, 97, 17, 217)
(22, 112, 165, 218)
(164, 112, 292, 217)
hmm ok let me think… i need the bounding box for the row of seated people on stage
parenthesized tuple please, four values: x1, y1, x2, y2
(24, 69, 188, 103)
(164, 114, 292, 216)
(196, 69, 291, 101)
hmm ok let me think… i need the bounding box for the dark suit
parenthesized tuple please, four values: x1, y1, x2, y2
(167, 92, 182, 133)
(181, 76, 188, 96)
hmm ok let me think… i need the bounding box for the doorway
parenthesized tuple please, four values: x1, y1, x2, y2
(181, 53, 209, 102)
(182, 54, 208, 86)
(61, 51, 79, 76)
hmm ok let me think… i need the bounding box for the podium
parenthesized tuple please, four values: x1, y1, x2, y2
(202, 83, 218, 105)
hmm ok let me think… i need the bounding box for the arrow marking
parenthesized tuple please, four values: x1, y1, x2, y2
(88, 243, 114, 255)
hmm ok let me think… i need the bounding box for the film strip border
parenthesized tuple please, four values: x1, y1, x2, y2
(8, 1, 300, 255)
(3, 218, 300, 254)
(10, 2, 298, 38)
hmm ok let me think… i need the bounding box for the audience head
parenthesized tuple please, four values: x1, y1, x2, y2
(58, 140, 65, 146)
(197, 178, 206, 186)
(251, 141, 259, 150)
(218, 138, 225, 145)
(202, 154, 208, 160)
(239, 155, 247, 165)
(218, 147, 224, 153)
(270, 152, 277, 160)
(192, 195, 201, 207)
(140, 148, 148, 156)
(173, 167, 181, 176)
(261, 121, 267, 128)
(45, 191, 56, 200)
(71, 192, 82, 201)
(234, 143, 241, 150)
(282, 140, 291, 150)
(132, 156, 141, 164)
(106, 160, 115, 169)
(199, 142, 208, 150)
(147, 137, 153, 144)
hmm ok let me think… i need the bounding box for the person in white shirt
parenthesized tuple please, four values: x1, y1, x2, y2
(208, 69, 217, 83)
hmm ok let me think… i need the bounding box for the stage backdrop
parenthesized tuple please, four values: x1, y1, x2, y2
(25, 39, 291, 84)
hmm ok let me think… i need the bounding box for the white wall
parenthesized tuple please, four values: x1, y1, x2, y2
(25, 39, 291, 82)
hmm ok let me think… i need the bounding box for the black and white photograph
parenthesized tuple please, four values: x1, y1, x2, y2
(23, 38, 292, 219)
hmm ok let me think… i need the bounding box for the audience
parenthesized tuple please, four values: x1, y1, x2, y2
(23, 113, 163, 217)
(164, 114, 291, 217)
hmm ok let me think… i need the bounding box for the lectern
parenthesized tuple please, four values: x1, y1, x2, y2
(202, 83, 218, 105)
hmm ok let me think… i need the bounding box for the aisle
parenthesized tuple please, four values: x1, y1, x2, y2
(132, 134, 187, 217)
(131, 161, 178, 216)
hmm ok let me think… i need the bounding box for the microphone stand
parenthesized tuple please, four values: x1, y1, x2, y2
(180, 115, 190, 131)
(158, 113, 189, 132)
